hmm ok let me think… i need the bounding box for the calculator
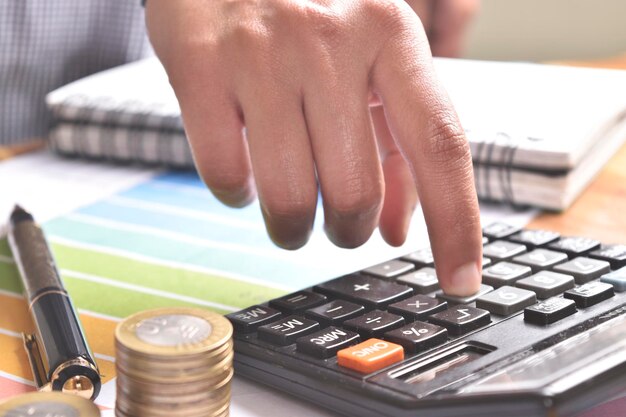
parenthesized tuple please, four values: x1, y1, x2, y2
(227, 223, 626, 417)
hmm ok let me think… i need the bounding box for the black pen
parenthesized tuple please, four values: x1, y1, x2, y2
(8, 205, 101, 400)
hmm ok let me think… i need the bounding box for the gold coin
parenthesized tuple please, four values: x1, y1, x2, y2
(116, 367, 233, 395)
(115, 307, 234, 416)
(116, 392, 230, 417)
(115, 307, 232, 357)
(115, 342, 232, 375)
(117, 350, 233, 384)
(115, 339, 232, 365)
(0, 392, 100, 417)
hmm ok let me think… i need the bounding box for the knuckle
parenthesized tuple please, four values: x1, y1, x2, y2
(229, 21, 271, 51)
(363, 0, 413, 34)
(422, 112, 471, 166)
(295, 4, 346, 49)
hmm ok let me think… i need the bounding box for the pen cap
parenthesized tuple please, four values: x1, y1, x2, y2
(30, 292, 101, 397)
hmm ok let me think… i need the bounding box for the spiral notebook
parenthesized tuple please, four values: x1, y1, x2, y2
(46, 57, 626, 210)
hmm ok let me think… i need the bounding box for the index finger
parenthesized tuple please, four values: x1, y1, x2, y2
(371, 7, 482, 296)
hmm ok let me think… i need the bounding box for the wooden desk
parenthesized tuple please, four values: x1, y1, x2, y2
(529, 54, 626, 243)
(0, 140, 46, 161)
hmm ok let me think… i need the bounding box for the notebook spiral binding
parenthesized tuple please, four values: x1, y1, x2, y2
(472, 129, 526, 209)
(49, 94, 194, 169)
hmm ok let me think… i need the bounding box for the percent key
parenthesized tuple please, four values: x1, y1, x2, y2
(384, 321, 448, 353)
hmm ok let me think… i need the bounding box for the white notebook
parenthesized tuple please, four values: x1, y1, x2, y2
(46, 57, 626, 210)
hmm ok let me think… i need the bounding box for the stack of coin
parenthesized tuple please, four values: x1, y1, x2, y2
(0, 392, 100, 417)
(115, 307, 233, 417)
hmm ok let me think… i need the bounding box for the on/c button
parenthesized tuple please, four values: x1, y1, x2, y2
(337, 338, 404, 374)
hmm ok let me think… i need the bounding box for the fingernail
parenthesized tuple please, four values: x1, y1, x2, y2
(449, 261, 481, 296)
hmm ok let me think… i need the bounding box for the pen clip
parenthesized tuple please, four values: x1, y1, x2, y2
(22, 333, 52, 392)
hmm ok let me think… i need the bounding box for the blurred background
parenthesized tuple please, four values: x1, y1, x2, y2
(464, 0, 626, 61)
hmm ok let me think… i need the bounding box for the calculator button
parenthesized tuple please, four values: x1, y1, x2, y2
(362, 260, 414, 279)
(482, 236, 489, 245)
(600, 266, 626, 291)
(589, 245, 626, 269)
(315, 274, 413, 308)
(227, 305, 282, 334)
(563, 282, 614, 308)
(483, 240, 527, 261)
(548, 237, 601, 259)
(483, 223, 521, 239)
(435, 284, 494, 304)
(305, 300, 366, 326)
(512, 249, 568, 272)
(384, 322, 448, 354)
(509, 229, 560, 249)
(337, 339, 404, 374)
(396, 268, 440, 294)
(475, 286, 537, 316)
(482, 262, 532, 287)
(552, 257, 611, 284)
(524, 298, 576, 325)
(296, 326, 360, 359)
(269, 291, 327, 313)
(429, 306, 491, 336)
(482, 257, 492, 268)
(515, 271, 575, 299)
(257, 316, 320, 346)
(343, 310, 405, 339)
(401, 248, 434, 267)
(387, 295, 447, 320)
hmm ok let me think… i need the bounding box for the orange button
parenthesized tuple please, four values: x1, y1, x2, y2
(337, 338, 404, 374)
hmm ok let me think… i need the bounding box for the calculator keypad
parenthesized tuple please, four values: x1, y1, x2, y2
(435, 284, 493, 304)
(362, 260, 415, 279)
(257, 316, 320, 345)
(270, 291, 327, 312)
(228, 305, 282, 333)
(315, 274, 413, 307)
(512, 249, 568, 272)
(305, 300, 365, 326)
(229, 224, 626, 380)
(548, 237, 601, 258)
(524, 298, 577, 325)
(600, 266, 626, 291)
(590, 245, 626, 269)
(553, 257, 611, 284)
(384, 322, 448, 353)
(396, 268, 440, 293)
(482, 261, 532, 287)
(563, 282, 614, 308)
(296, 327, 360, 359)
(387, 295, 448, 320)
(475, 286, 537, 316)
(515, 271, 575, 299)
(429, 306, 491, 336)
(343, 310, 405, 339)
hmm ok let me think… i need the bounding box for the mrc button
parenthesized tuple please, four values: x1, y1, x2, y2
(337, 339, 404, 374)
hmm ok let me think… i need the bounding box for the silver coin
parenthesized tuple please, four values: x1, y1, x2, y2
(135, 314, 212, 346)
(4, 403, 78, 417)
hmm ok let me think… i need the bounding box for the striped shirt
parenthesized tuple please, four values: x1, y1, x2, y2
(0, 0, 150, 145)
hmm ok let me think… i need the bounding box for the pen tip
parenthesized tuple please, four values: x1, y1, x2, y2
(10, 205, 33, 224)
